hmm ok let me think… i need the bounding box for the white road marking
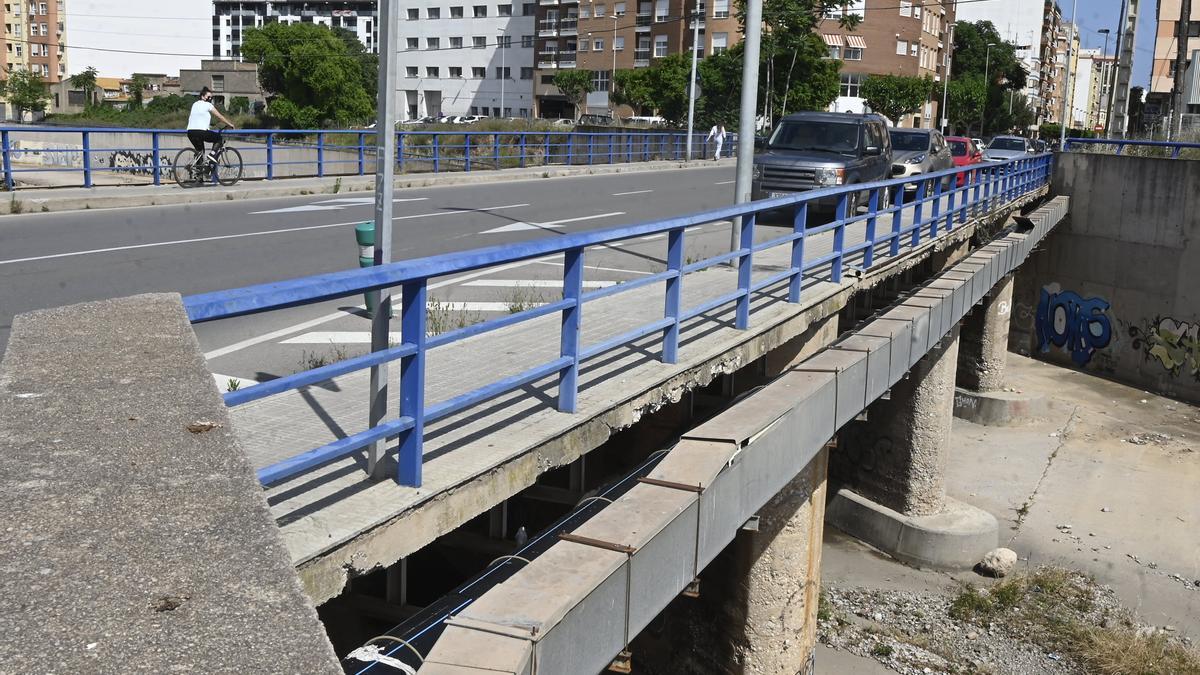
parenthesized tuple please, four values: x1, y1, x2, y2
(480, 211, 625, 234)
(613, 189, 654, 196)
(0, 203, 530, 267)
(249, 204, 347, 214)
(533, 260, 652, 275)
(252, 197, 430, 213)
(311, 197, 429, 205)
(281, 331, 403, 345)
(714, 180, 736, 185)
(462, 279, 616, 289)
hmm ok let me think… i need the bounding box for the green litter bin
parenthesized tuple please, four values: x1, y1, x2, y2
(355, 221, 377, 317)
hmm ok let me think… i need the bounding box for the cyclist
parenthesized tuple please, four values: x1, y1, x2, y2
(186, 86, 236, 170)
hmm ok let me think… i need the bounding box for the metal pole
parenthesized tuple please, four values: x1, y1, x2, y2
(1171, 0, 1192, 138)
(500, 30, 506, 117)
(685, 1, 700, 160)
(730, 0, 762, 256)
(941, 23, 955, 134)
(368, 0, 399, 480)
(1060, 3, 1077, 148)
(1105, 0, 1127, 134)
(1100, 30, 1110, 130)
(979, 43, 994, 136)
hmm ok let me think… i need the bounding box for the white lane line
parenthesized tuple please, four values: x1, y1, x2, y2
(480, 211, 625, 234)
(462, 279, 615, 289)
(311, 197, 429, 205)
(249, 204, 348, 214)
(0, 203, 531, 267)
(714, 180, 736, 185)
(613, 189, 654, 196)
(280, 331, 403, 345)
(533, 260, 652, 276)
(252, 197, 430, 213)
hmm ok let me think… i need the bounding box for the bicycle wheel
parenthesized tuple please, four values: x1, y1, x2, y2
(215, 146, 243, 186)
(172, 147, 201, 188)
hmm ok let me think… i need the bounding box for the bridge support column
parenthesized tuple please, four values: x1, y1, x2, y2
(631, 448, 829, 675)
(828, 326, 998, 569)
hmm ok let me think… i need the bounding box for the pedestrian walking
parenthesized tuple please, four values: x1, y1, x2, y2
(707, 123, 727, 160)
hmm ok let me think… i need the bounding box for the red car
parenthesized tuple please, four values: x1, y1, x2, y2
(946, 136, 984, 186)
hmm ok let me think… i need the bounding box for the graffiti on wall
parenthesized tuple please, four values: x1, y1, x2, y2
(1035, 285, 1113, 366)
(103, 150, 158, 176)
(1126, 317, 1200, 379)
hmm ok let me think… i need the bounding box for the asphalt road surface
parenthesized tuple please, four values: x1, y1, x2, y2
(0, 165, 745, 378)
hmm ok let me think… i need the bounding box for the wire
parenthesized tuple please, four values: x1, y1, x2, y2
(364, 635, 425, 664)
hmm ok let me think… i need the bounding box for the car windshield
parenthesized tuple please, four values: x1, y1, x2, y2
(948, 140, 969, 157)
(768, 120, 860, 156)
(890, 131, 930, 152)
(989, 138, 1027, 151)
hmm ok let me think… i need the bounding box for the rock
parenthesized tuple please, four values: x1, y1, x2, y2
(1100, 506, 1111, 512)
(872, 612, 883, 622)
(977, 548, 1018, 578)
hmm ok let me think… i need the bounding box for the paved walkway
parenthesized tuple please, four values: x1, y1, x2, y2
(228, 187, 1023, 569)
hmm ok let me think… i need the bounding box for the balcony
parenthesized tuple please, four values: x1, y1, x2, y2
(560, 17, 578, 35)
(635, 14, 651, 30)
(561, 0, 580, 4)
(559, 59, 576, 68)
(538, 19, 558, 36)
(540, 0, 559, 4)
(538, 58, 558, 68)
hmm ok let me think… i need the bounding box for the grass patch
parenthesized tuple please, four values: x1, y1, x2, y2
(426, 297, 484, 336)
(870, 643, 894, 658)
(505, 284, 552, 314)
(816, 591, 832, 622)
(297, 343, 352, 372)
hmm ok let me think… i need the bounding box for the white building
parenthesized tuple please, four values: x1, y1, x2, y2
(954, 0, 1045, 119)
(1071, 48, 1098, 128)
(395, 1, 536, 119)
(212, 2, 380, 58)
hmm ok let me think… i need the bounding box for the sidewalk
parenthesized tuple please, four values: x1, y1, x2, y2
(0, 157, 735, 215)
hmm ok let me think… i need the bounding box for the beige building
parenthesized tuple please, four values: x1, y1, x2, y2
(1149, 0, 1200, 121)
(2, 0, 68, 119)
(179, 59, 265, 109)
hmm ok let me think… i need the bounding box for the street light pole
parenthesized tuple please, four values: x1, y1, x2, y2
(1099, 28, 1110, 131)
(685, 0, 700, 159)
(1059, 0, 1078, 148)
(979, 42, 996, 136)
(941, 22, 956, 134)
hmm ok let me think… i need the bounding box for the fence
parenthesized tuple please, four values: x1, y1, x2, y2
(182, 154, 1053, 489)
(0, 126, 714, 190)
(1062, 137, 1200, 159)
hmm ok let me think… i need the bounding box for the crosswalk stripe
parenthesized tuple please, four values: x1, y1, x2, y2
(461, 279, 615, 289)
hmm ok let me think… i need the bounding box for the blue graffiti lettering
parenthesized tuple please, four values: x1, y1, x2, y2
(1036, 289, 1112, 366)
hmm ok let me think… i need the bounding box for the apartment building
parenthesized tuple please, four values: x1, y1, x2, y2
(396, 1, 536, 119)
(3, 0, 66, 81)
(1149, 0, 1200, 121)
(532, 0, 740, 119)
(212, 1, 379, 58)
(818, 0, 955, 129)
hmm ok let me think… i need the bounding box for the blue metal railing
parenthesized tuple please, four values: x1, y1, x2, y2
(183, 154, 1053, 489)
(0, 126, 712, 190)
(1063, 137, 1200, 158)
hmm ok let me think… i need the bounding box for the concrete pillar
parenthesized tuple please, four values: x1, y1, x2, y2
(631, 448, 829, 675)
(835, 326, 960, 516)
(958, 274, 1014, 392)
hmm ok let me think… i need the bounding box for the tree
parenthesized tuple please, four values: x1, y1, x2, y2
(128, 74, 149, 109)
(613, 69, 656, 113)
(4, 68, 49, 119)
(860, 74, 935, 125)
(945, 75, 986, 134)
(227, 96, 251, 115)
(69, 66, 99, 108)
(552, 69, 592, 120)
(242, 22, 375, 128)
(951, 22, 1028, 135)
(332, 26, 379, 100)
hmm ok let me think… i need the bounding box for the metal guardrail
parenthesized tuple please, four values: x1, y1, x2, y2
(1062, 137, 1200, 158)
(182, 154, 1053, 489)
(0, 126, 706, 190)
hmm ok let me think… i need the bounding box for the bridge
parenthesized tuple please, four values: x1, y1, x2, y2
(1, 144, 1189, 673)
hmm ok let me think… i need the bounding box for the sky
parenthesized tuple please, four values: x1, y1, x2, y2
(1063, 0, 1155, 87)
(64, 0, 210, 78)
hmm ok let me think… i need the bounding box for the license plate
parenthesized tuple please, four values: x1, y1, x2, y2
(768, 191, 789, 199)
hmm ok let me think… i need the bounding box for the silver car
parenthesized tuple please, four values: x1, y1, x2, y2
(983, 135, 1034, 162)
(888, 128, 955, 190)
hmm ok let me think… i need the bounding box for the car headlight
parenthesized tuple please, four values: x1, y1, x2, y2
(814, 167, 845, 186)
(906, 154, 926, 164)
(752, 163, 764, 180)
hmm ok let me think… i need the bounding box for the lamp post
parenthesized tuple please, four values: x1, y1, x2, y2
(979, 42, 996, 136)
(941, 22, 956, 134)
(1098, 28, 1111, 132)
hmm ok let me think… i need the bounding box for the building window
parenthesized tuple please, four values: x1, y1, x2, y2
(520, 107, 529, 117)
(613, 36, 624, 50)
(498, 4, 512, 15)
(712, 0, 728, 18)
(580, 5, 591, 17)
(406, 66, 419, 77)
(845, 0, 864, 18)
(541, 74, 555, 84)
(495, 66, 510, 78)
(839, 72, 863, 97)
(579, 40, 588, 51)
(593, 38, 604, 51)
(910, 42, 918, 57)
(712, 32, 727, 54)
(472, 66, 487, 78)
(428, 7, 441, 18)
(896, 39, 907, 55)
(451, 36, 463, 48)
(614, 2, 625, 16)
(211, 75, 225, 92)
(406, 37, 419, 50)
(427, 37, 440, 49)
(427, 66, 440, 77)
(498, 34, 511, 48)
(473, 5, 487, 16)
(828, 45, 840, 59)
(654, 34, 668, 57)
(450, 66, 463, 77)
(521, 66, 533, 79)
(523, 2, 536, 15)
(407, 8, 419, 19)
(594, 3, 605, 16)
(473, 35, 486, 48)
(470, 106, 479, 115)
(522, 34, 534, 48)
(592, 69, 610, 90)
(451, 6, 464, 17)
(844, 46, 862, 60)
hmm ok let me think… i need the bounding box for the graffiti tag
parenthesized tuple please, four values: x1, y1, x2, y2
(1035, 288, 1112, 366)
(1127, 317, 1200, 379)
(104, 150, 160, 176)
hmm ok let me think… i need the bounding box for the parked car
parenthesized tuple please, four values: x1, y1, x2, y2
(946, 136, 984, 186)
(548, 118, 575, 127)
(751, 111, 894, 216)
(457, 115, 485, 125)
(983, 135, 1034, 161)
(888, 128, 955, 192)
(971, 137, 985, 151)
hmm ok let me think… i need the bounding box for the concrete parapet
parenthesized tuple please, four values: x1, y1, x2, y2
(0, 294, 339, 673)
(952, 387, 1048, 426)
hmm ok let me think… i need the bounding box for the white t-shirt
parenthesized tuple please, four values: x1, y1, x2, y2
(187, 100, 216, 131)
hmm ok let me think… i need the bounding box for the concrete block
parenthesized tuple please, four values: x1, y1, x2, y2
(825, 488, 998, 570)
(952, 387, 1049, 427)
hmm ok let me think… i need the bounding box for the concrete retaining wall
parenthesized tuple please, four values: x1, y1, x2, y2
(1012, 152, 1200, 403)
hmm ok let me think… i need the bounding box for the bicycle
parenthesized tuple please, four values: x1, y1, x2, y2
(172, 126, 243, 188)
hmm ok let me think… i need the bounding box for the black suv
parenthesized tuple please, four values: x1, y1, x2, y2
(752, 112, 894, 215)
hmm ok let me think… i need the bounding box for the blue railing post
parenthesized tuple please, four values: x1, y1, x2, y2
(588, 135, 594, 165)
(151, 132, 161, 186)
(81, 131, 92, 188)
(942, 176, 955, 232)
(971, 167, 983, 219)
(397, 280, 427, 487)
(608, 134, 614, 164)
(929, 177, 942, 238)
(397, 132, 406, 173)
(558, 247, 584, 413)
(316, 131, 326, 177)
(266, 133, 275, 180)
(464, 133, 472, 172)
(626, 133, 633, 163)
(433, 134, 440, 173)
(543, 133, 550, 165)
(358, 132, 366, 175)
(736, 213, 756, 329)
(494, 133, 501, 169)
(663, 228, 683, 363)
(832, 195, 848, 283)
(519, 133, 527, 168)
(889, 183, 906, 257)
(1, 130, 11, 191)
(864, 188, 879, 268)
(789, 203, 808, 302)
(910, 180, 927, 248)
(567, 132, 574, 165)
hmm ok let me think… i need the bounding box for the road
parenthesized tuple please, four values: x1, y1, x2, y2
(0, 165, 745, 380)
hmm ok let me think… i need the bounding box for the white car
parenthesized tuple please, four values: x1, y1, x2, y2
(457, 115, 485, 125)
